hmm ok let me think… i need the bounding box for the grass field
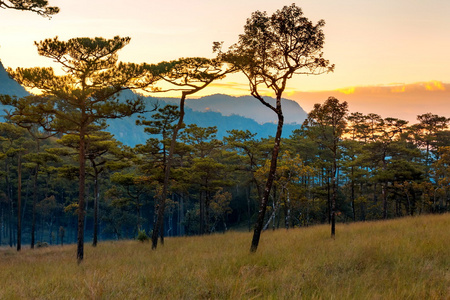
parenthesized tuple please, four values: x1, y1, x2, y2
(1, 214, 449, 299)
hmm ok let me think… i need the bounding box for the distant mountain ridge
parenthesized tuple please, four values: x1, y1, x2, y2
(0, 63, 307, 145)
(162, 93, 307, 125)
(108, 91, 306, 146)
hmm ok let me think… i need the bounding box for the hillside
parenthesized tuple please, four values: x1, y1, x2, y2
(1, 214, 448, 299)
(0, 61, 29, 98)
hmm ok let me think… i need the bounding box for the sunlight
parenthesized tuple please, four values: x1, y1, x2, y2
(337, 86, 355, 95)
(424, 80, 446, 91)
(391, 85, 406, 93)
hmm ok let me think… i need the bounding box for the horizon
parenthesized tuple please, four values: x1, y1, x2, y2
(145, 80, 450, 124)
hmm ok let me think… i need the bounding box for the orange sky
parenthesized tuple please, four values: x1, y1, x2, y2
(1, 0, 449, 122)
(289, 81, 450, 124)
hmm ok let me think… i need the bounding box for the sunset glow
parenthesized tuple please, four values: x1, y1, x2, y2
(0, 0, 449, 122)
(391, 86, 406, 93)
(337, 87, 356, 95)
(424, 80, 446, 91)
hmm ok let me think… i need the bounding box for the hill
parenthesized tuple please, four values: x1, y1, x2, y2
(1, 214, 448, 299)
(0, 61, 29, 98)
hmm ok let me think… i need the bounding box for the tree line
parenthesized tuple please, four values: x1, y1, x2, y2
(0, 99, 448, 248)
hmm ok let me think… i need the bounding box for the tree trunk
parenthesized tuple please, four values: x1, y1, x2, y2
(0, 207, 3, 246)
(8, 162, 13, 248)
(199, 191, 205, 235)
(327, 170, 331, 224)
(31, 165, 38, 249)
(152, 93, 186, 249)
(179, 193, 185, 236)
(285, 189, 291, 229)
(17, 153, 22, 251)
(351, 166, 356, 221)
(330, 163, 337, 238)
(77, 131, 86, 263)
(92, 173, 99, 247)
(247, 186, 251, 232)
(250, 108, 283, 252)
(205, 190, 211, 234)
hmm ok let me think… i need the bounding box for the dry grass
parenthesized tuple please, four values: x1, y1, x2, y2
(1, 214, 449, 299)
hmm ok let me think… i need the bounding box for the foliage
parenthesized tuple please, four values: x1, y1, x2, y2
(136, 229, 149, 243)
(0, 0, 58, 17)
(224, 3, 334, 252)
(3, 35, 153, 262)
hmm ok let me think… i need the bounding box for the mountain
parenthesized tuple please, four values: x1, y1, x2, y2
(0, 64, 307, 146)
(106, 91, 306, 146)
(0, 61, 29, 98)
(163, 93, 307, 125)
(108, 107, 303, 146)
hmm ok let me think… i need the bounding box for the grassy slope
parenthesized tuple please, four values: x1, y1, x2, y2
(1, 214, 449, 299)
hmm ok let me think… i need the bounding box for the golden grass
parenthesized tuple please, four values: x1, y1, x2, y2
(1, 214, 449, 299)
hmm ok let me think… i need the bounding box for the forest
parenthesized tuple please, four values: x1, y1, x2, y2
(0, 100, 449, 247)
(0, 2, 449, 265)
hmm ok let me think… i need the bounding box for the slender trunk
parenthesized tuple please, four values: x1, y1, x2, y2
(381, 182, 388, 219)
(222, 216, 227, 233)
(205, 190, 211, 234)
(31, 165, 38, 249)
(0, 206, 2, 245)
(179, 193, 185, 236)
(247, 186, 251, 232)
(7, 161, 13, 248)
(330, 153, 337, 238)
(325, 168, 331, 224)
(250, 108, 283, 252)
(60, 226, 65, 246)
(285, 188, 291, 229)
(0, 207, 3, 246)
(152, 93, 186, 249)
(272, 189, 276, 231)
(351, 166, 356, 221)
(136, 199, 141, 233)
(263, 198, 279, 231)
(48, 217, 53, 244)
(22, 174, 30, 227)
(84, 188, 88, 235)
(17, 153, 22, 251)
(77, 131, 86, 263)
(199, 191, 205, 235)
(92, 171, 99, 247)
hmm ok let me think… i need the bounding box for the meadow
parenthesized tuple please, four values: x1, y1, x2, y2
(1, 214, 449, 299)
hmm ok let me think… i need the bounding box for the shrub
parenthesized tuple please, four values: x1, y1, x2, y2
(136, 230, 149, 243)
(36, 242, 49, 248)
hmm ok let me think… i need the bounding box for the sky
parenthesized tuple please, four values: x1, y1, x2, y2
(1, 0, 449, 123)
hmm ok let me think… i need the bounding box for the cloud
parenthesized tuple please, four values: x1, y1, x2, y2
(288, 81, 450, 123)
(337, 87, 356, 95)
(424, 80, 446, 91)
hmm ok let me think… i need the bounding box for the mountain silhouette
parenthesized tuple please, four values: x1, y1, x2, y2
(107, 91, 307, 146)
(0, 61, 29, 98)
(0, 65, 307, 146)
(162, 93, 307, 125)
